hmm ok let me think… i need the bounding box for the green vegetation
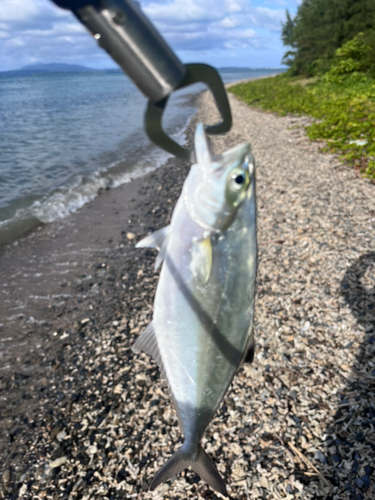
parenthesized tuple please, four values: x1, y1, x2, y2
(323, 32, 375, 82)
(229, 72, 375, 178)
(281, 0, 375, 76)
(229, 6, 375, 179)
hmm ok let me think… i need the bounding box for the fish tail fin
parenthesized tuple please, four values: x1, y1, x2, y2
(150, 442, 227, 497)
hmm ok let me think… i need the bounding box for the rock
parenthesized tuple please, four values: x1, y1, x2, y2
(49, 456, 68, 469)
(113, 383, 123, 394)
(19, 483, 28, 496)
(2, 469, 10, 487)
(87, 445, 97, 455)
(315, 451, 327, 464)
(355, 477, 364, 489)
(56, 430, 67, 442)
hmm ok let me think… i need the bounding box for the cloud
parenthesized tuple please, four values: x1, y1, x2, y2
(218, 17, 240, 28)
(0, 0, 110, 70)
(142, 0, 284, 54)
(0, 0, 298, 71)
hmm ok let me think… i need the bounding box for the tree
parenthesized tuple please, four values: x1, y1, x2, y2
(281, 10, 296, 70)
(281, 0, 375, 76)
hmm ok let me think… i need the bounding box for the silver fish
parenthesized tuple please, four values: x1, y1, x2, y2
(133, 123, 257, 496)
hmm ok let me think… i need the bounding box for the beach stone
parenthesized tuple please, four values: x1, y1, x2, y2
(315, 451, 327, 464)
(18, 483, 28, 497)
(2, 469, 10, 487)
(49, 456, 68, 469)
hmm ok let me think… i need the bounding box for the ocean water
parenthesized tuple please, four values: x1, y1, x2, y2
(0, 68, 281, 245)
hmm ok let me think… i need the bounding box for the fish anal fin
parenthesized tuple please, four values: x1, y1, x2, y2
(150, 442, 227, 498)
(132, 322, 165, 375)
(190, 237, 212, 285)
(134, 323, 181, 413)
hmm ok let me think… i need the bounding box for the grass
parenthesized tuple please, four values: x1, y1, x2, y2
(229, 74, 375, 179)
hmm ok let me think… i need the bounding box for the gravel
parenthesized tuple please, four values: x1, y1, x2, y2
(1, 88, 374, 500)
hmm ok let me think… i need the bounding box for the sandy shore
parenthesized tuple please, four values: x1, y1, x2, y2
(1, 85, 375, 499)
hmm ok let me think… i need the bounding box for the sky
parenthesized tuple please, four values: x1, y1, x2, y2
(0, 0, 301, 72)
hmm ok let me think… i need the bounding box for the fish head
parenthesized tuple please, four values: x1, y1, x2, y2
(185, 123, 254, 233)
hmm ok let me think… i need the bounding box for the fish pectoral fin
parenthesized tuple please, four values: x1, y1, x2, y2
(132, 321, 168, 383)
(150, 442, 227, 498)
(190, 237, 212, 285)
(136, 225, 170, 270)
(136, 225, 170, 250)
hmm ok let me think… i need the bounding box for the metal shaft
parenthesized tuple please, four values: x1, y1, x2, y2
(73, 0, 186, 102)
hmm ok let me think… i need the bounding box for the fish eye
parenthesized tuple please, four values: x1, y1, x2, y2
(226, 167, 250, 207)
(230, 168, 249, 191)
(234, 173, 245, 185)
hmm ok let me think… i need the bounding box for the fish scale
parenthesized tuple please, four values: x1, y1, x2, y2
(133, 122, 257, 496)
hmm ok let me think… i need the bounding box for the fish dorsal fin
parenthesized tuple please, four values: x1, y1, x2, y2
(136, 225, 170, 270)
(132, 322, 168, 383)
(194, 123, 212, 167)
(190, 237, 212, 285)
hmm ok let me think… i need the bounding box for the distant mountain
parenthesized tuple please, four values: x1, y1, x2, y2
(0, 63, 108, 75)
(20, 63, 100, 73)
(219, 67, 285, 71)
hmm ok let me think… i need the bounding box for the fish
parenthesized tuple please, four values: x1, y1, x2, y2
(132, 122, 257, 496)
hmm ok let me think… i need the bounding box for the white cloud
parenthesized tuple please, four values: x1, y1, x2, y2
(0, 0, 296, 70)
(143, 0, 219, 22)
(267, 0, 287, 6)
(142, 0, 284, 53)
(218, 17, 240, 28)
(0, 0, 111, 70)
(232, 28, 258, 39)
(0, 0, 42, 22)
(5, 37, 26, 47)
(224, 0, 245, 13)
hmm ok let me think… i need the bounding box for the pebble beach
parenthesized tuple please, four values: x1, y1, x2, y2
(1, 85, 374, 500)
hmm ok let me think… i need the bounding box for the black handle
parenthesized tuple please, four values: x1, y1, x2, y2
(145, 64, 232, 163)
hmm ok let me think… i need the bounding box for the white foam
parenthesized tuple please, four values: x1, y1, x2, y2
(32, 175, 109, 223)
(1, 114, 192, 238)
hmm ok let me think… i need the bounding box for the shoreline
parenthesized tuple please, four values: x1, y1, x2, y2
(0, 140, 194, 491)
(0, 70, 280, 251)
(0, 72, 281, 251)
(0, 74, 271, 379)
(1, 81, 374, 499)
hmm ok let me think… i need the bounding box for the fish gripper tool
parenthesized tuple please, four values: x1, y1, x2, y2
(50, 0, 232, 163)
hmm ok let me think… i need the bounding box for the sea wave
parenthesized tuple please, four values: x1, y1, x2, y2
(0, 116, 190, 246)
